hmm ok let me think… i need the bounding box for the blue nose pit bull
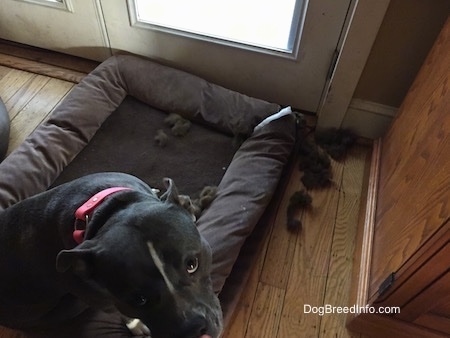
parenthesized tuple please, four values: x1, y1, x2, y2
(0, 172, 223, 338)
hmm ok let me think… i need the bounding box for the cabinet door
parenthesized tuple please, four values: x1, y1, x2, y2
(413, 291, 450, 336)
(399, 271, 450, 335)
(369, 19, 450, 299)
(373, 229, 449, 327)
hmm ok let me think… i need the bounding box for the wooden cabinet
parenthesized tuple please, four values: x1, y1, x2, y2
(347, 18, 450, 337)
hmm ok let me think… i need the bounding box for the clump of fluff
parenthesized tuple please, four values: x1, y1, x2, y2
(164, 113, 191, 137)
(286, 190, 312, 232)
(154, 129, 168, 147)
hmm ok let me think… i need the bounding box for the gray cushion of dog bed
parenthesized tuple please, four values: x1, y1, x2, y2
(0, 97, 9, 162)
(50, 96, 237, 197)
(0, 54, 296, 337)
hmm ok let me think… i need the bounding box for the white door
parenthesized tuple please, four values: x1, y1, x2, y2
(100, 0, 352, 112)
(0, 0, 388, 116)
(0, 0, 110, 61)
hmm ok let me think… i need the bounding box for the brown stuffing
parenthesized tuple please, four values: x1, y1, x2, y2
(195, 186, 218, 209)
(297, 139, 332, 189)
(192, 186, 218, 219)
(286, 127, 357, 231)
(314, 128, 357, 160)
(286, 190, 312, 232)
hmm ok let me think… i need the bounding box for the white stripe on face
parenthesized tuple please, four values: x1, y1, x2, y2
(147, 241, 175, 295)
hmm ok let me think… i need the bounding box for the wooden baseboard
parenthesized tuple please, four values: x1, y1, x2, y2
(0, 39, 98, 83)
(342, 99, 397, 139)
(357, 138, 381, 304)
(346, 139, 381, 325)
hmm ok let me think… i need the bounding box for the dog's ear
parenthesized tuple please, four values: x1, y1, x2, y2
(56, 248, 115, 311)
(160, 177, 180, 205)
(56, 248, 94, 277)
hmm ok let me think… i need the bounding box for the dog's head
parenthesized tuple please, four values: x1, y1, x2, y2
(56, 178, 223, 338)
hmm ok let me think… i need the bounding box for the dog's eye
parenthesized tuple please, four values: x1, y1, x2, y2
(186, 257, 199, 274)
(133, 295, 147, 306)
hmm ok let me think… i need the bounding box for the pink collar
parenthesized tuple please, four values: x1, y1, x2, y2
(73, 187, 131, 244)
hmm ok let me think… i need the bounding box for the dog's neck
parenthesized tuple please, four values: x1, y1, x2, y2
(73, 187, 131, 244)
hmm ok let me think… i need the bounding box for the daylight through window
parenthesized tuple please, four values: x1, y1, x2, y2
(132, 0, 305, 53)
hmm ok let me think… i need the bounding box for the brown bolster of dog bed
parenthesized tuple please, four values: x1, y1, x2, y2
(0, 97, 9, 162)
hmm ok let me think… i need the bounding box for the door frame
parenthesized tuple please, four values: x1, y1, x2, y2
(317, 0, 391, 129)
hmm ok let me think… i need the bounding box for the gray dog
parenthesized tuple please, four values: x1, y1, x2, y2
(0, 172, 223, 338)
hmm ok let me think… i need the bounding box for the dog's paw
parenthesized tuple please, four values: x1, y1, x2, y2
(126, 318, 151, 337)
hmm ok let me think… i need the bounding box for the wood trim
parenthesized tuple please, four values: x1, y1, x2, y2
(0, 53, 88, 84)
(0, 39, 98, 83)
(348, 99, 397, 118)
(317, 0, 391, 129)
(342, 98, 397, 139)
(0, 39, 99, 73)
(347, 138, 381, 326)
(358, 139, 381, 305)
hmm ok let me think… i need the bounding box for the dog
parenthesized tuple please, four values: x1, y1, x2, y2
(0, 172, 223, 338)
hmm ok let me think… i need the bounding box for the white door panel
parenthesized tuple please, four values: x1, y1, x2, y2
(100, 0, 351, 111)
(0, 0, 372, 114)
(0, 0, 110, 61)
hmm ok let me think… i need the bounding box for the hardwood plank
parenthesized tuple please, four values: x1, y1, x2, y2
(0, 69, 34, 102)
(245, 282, 285, 338)
(5, 74, 50, 120)
(346, 148, 372, 338)
(320, 146, 369, 337)
(222, 224, 272, 338)
(277, 160, 345, 337)
(260, 160, 303, 289)
(0, 65, 11, 81)
(8, 78, 73, 154)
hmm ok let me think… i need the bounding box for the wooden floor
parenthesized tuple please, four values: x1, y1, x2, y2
(0, 44, 371, 338)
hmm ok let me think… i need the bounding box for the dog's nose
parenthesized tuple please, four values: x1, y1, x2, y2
(179, 314, 209, 338)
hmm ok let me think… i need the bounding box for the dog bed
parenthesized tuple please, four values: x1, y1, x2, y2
(0, 54, 296, 336)
(0, 96, 9, 161)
